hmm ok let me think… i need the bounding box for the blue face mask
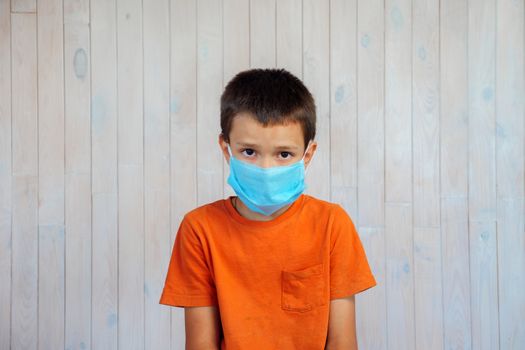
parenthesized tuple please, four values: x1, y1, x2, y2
(226, 141, 312, 216)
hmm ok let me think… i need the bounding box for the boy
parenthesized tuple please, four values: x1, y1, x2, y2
(159, 68, 376, 349)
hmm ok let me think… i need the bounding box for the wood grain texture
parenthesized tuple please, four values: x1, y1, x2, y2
(330, 0, 357, 213)
(118, 1, 145, 350)
(303, 0, 330, 200)
(469, 0, 500, 349)
(11, 12, 38, 350)
(0, 0, 12, 348)
(441, 0, 472, 349)
(1, 1, 524, 349)
(64, 1, 91, 349)
(250, 0, 276, 68)
(144, 0, 171, 349)
(167, 0, 199, 348)
(91, 0, 119, 348)
(276, 0, 302, 78)
(223, 0, 250, 199)
(197, 0, 223, 206)
(496, 0, 525, 348)
(356, 0, 387, 348)
(36, 0, 65, 349)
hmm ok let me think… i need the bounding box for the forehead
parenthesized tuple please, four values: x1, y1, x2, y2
(229, 113, 304, 147)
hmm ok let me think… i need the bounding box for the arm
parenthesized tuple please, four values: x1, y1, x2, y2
(185, 305, 222, 350)
(325, 296, 358, 350)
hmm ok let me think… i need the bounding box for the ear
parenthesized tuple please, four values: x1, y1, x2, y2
(303, 140, 317, 168)
(218, 133, 231, 164)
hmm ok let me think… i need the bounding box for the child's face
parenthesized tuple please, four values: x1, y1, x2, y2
(219, 112, 317, 169)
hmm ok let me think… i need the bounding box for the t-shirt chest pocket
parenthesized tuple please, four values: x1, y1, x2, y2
(281, 262, 326, 312)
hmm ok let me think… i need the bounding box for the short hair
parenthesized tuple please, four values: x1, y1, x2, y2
(220, 68, 316, 149)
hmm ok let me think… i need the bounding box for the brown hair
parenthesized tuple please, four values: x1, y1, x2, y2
(220, 68, 316, 149)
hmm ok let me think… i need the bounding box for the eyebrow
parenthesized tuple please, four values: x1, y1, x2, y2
(236, 142, 300, 150)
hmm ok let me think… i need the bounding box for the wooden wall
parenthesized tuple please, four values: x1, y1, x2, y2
(0, 0, 524, 349)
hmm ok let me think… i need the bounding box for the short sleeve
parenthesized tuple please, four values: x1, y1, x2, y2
(159, 215, 218, 307)
(329, 204, 377, 299)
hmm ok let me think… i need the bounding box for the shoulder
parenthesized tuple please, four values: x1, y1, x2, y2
(302, 194, 350, 221)
(181, 197, 229, 229)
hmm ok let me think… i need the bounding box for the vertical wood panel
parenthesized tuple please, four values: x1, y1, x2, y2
(303, 0, 330, 199)
(250, 0, 276, 68)
(385, 203, 415, 350)
(440, 0, 472, 349)
(356, 0, 387, 348)
(357, 1, 384, 227)
(118, 0, 145, 349)
(11, 12, 38, 350)
(385, 0, 412, 205)
(223, 0, 250, 199)
(11, 0, 36, 13)
(468, 0, 499, 348)
(197, 0, 223, 205)
(165, 0, 199, 348)
(496, 0, 525, 347)
(276, 0, 302, 78)
(412, 0, 440, 228)
(330, 0, 357, 213)
(0, 0, 12, 348)
(412, 0, 443, 348)
(64, 0, 92, 348)
(384, 1, 415, 347)
(143, 0, 171, 348)
(37, 0, 65, 348)
(91, 0, 119, 347)
(3, 1, 525, 349)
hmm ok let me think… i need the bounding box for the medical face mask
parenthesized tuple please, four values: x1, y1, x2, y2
(226, 141, 312, 216)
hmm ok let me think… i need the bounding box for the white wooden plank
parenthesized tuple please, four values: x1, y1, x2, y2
(222, 0, 250, 199)
(412, 0, 443, 348)
(167, 0, 199, 347)
(36, 0, 65, 348)
(143, 0, 171, 349)
(329, 0, 357, 213)
(497, 198, 525, 348)
(0, 1, 12, 348)
(412, 0, 440, 228)
(356, 0, 384, 227)
(468, 0, 496, 221)
(385, 203, 415, 350)
(11, 12, 38, 350)
(250, 0, 275, 68)
(117, 0, 145, 350)
(63, 1, 92, 349)
(385, 0, 412, 204)
(303, 0, 330, 200)
(356, 0, 387, 346)
(468, 0, 499, 348)
(442, 197, 472, 349)
(440, 0, 472, 348)
(496, 0, 525, 347)
(90, 0, 119, 347)
(469, 220, 499, 350)
(384, 2, 415, 346)
(414, 227, 443, 350)
(11, 0, 35, 13)
(356, 226, 386, 349)
(197, 0, 223, 205)
(276, 0, 302, 78)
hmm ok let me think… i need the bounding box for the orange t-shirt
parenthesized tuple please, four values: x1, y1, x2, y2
(159, 193, 376, 349)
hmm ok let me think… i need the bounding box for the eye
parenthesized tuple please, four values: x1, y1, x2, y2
(279, 151, 293, 159)
(241, 148, 255, 157)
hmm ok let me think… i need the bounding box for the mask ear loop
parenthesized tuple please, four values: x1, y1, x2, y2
(226, 143, 233, 157)
(302, 140, 312, 175)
